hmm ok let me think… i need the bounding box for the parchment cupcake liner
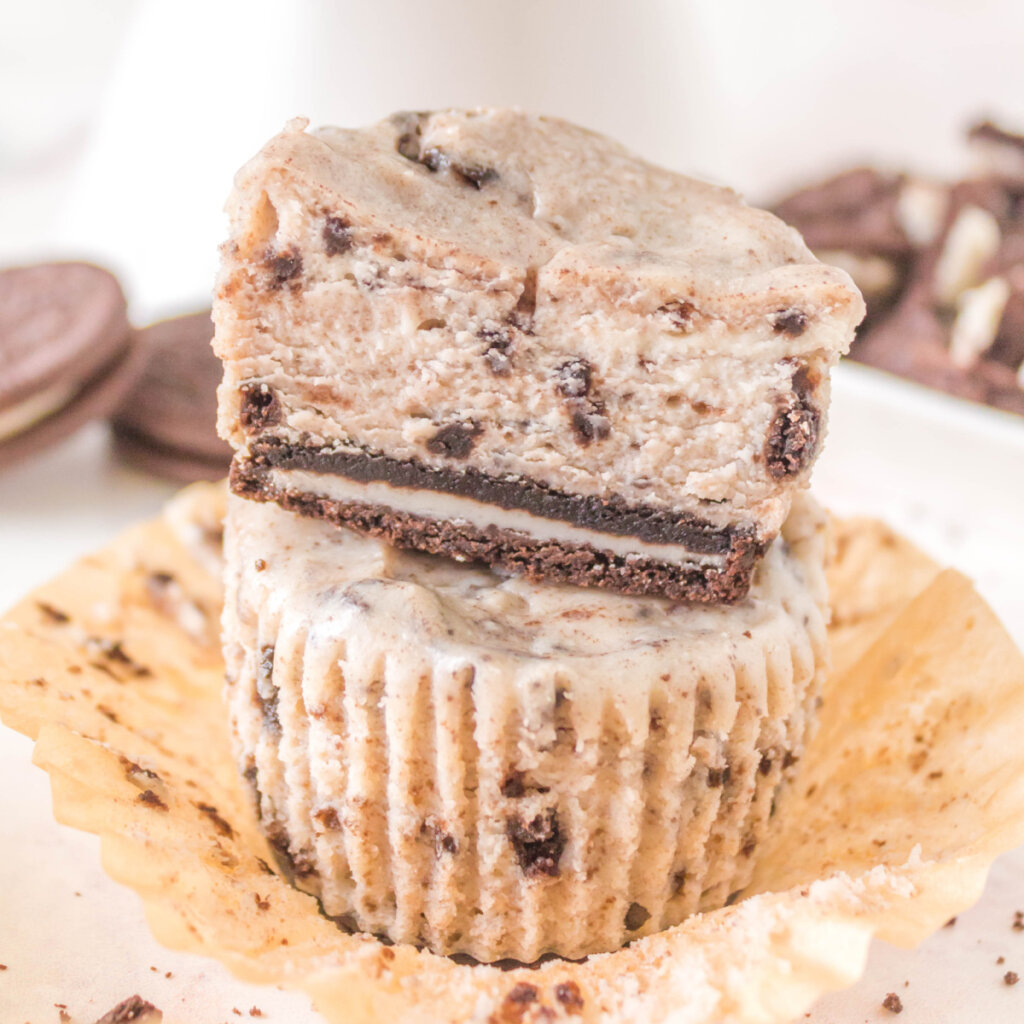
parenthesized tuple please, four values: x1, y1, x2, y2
(1, 483, 1023, 1024)
(222, 492, 830, 962)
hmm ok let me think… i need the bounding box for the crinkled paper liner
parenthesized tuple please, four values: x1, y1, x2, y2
(1, 482, 1023, 1024)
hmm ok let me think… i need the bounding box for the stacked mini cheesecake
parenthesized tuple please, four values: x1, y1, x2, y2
(213, 109, 863, 963)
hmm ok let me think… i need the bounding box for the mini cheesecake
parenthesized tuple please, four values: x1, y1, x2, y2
(215, 109, 862, 602)
(222, 491, 831, 962)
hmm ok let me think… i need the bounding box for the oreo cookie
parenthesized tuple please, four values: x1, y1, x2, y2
(112, 310, 232, 483)
(0, 262, 142, 469)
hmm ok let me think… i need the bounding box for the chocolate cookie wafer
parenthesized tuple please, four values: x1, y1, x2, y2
(222, 490, 830, 963)
(216, 110, 863, 603)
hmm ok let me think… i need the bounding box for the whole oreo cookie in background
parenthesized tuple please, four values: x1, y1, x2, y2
(111, 310, 232, 483)
(0, 262, 143, 470)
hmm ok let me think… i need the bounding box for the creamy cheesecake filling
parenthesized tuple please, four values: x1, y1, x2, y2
(271, 468, 729, 569)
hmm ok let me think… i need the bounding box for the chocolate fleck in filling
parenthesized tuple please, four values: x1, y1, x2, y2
(323, 216, 353, 255)
(264, 247, 302, 288)
(556, 357, 593, 398)
(506, 809, 564, 878)
(765, 362, 821, 478)
(231, 456, 765, 603)
(425, 421, 483, 459)
(658, 299, 698, 331)
(570, 408, 610, 445)
(555, 981, 585, 1012)
(239, 383, 282, 433)
(624, 902, 651, 931)
(256, 644, 281, 734)
(769, 307, 810, 336)
(243, 437, 752, 552)
(479, 325, 514, 375)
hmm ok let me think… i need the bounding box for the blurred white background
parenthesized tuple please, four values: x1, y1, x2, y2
(3, 0, 1024, 316)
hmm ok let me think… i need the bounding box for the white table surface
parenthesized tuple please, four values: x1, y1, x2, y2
(1, 364, 1023, 1024)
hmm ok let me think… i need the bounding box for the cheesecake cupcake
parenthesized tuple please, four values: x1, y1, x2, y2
(222, 491, 829, 963)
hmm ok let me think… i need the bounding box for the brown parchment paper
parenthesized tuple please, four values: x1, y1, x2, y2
(2, 483, 1023, 1024)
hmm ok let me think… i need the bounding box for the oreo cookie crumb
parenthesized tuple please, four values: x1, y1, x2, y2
(1005, 971, 1020, 986)
(555, 981, 584, 1012)
(265, 248, 302, 288)
(658, 299, 697, 331)
(624, 902, 651, 931)
(94, 994, 163, 1022)
(500, 772, 526, 798)
(421, 819, 459, 856)
(707, 765, 730, 787)
(770, 308, 810, 336)
(882, 993, 903, 1014)
(239, 382, 282, 434)
(323, 216, 353, 255)
(257, 644, 281, 734)
(195, 801, 235, 839)
(507, 809, 564, 878)
(570, 408, 610, 445)
(480, 326, 514, 375)
(136, 790, 168, 812)
(556, 358, 593, 399)
(765, 364, 820, 478)
(426, 421, 483, 459)
(452, 161, 499, 189)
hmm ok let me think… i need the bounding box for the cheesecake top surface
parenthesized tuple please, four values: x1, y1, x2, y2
(229, 109, 864, 324)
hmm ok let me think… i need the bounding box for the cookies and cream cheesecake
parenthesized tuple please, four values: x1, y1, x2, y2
(215, 109, 863, 603)
(221, 491, 830, 962)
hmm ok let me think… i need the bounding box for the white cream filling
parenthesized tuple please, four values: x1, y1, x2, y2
(272, 468, 729, 569)
(0, 380, 79, 441)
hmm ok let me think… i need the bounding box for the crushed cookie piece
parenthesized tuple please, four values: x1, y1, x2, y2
(265, 248, 302, 288)
(507, 810, 564, 878)
(554, 980, 584, 1013)
(555, 358, 593, 398)
(239, 382, 282, 434)
(136, 790, 168, 812)
(94, 994, 162, 1022)
(195, 802, 236, 839)
(323, 216, 353, 255)
(770, 307, 810, 336)
(624, 902, 651, 931)
(569, 408, 611, 445)
(658, 299, 697, 331)
(882, 992, 903, 1014)
(1006, 971, 1020, 985)
(426, 421, 483, 459)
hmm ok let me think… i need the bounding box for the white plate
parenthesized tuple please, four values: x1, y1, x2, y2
(1, 365, 1023, 1022)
